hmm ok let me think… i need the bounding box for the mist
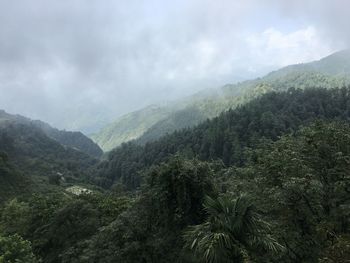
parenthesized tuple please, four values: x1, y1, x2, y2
(0, 0, 348, 133)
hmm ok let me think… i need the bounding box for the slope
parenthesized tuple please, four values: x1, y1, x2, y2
(90, 105, 172, 152)
(0, 110, 103, 158)
(0, 121, 99, 192)
(0, 151, 30, 203)
(95, 87, 350, 189)
(92, 50, 350, 151)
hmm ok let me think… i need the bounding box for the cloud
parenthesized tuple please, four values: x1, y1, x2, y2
(246, 26, 336, 71)
(0, 0, 347, 133)
(272, 0, 350, 46)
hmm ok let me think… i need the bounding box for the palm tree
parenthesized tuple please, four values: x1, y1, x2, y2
(184, 195, 284, 263)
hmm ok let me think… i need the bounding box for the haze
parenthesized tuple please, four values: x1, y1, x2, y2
(0, 0, 349, 133)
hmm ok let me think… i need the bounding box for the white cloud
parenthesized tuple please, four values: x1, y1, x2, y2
(246, 26, 338, 71)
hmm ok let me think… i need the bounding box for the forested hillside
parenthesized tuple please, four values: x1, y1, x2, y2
(92, 50, 350, 151)
(1, 90, 349, 262)
(90, 105, 172, 152)
(2, 53, 350, 263)
(0, 122, 99, 200)
(0, 110, 103, 158)
(95, 87, 350, 189)
(0, 151, 30, 203)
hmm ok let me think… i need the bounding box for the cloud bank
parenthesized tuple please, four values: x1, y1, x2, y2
(0, 0, 348, 132)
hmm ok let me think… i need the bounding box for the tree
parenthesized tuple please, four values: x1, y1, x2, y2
(184, 195, 284, 263)
(0, 199, 30, 236)
(319, 235, 350, 263)
(80, 157, 217, 263)
(48, 174, 61, 185)
(0, 234, 38, 263)
(146, 157, 216, 229)
(35, 199, 100, 263)
(251, 121, 350, 262)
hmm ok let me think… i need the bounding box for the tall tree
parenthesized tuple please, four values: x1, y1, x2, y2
(184, 195, 284, 263)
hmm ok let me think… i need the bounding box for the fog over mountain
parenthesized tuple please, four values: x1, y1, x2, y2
(0, 0, 349, 133)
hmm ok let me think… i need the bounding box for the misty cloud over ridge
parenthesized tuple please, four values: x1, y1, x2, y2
(0, 0, 348, 133)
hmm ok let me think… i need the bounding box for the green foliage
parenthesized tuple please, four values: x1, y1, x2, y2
(34, 121, 103, 158)
(81, 157, 216, 263)
(35, 199, 100, 262)
(3, 78, 350, 263)
(78, 193, 132, 226)
(48, 174, 61, 185)
(145, 157, 217, 229)
(0, 192, 132, 263)
(98, 87, 350, 189)
(0, 123, 99, 192)
(319, 235, 350, 263)
(184, 195, 284, 263)
(91, 105, 172, 152)
(0, 110, 103, 158)
(235, 121, 350, 262)
(2, 119, 350, 262)
(0, 199, 30, 236)
(0, 234, 37, 263)
(0, 151, 30, 203)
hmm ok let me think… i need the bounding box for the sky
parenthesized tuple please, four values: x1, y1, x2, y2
(0, 0, 349, 133)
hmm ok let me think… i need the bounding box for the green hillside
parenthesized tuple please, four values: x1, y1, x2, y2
(0, 110, 103, 158)
(92, 50, 350, 151)
(3, 88, 350, 263)
(0, 122, 99, 197)
(2, 51, 350, 263)
(90, 105, 173, 152)
(18, 87, 347, 263)
(96, 87, 350, 189)
(0, 151, 30, 203)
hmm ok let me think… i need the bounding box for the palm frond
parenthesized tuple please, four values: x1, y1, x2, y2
(184, 194, 284, 262)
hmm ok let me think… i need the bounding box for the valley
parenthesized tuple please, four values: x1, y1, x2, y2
(1, 52, 350, 262)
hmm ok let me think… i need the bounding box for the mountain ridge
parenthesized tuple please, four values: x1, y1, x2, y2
(92, 49, 350, 152)
(0, 110, 103, 158)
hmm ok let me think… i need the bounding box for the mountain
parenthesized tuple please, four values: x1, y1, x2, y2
(3, 53, 350, 263)
(0, 110, 101, 199)
(95, 87, 350, 189)
(91, 87, 243, 152)
(92, 50, 350, 152)
(0, 110, 103, 158)
(0, 151, 30, 203)
(90, 105, 172, 152)
(0, 120, 99, 196)
(265, 49, 350, 78)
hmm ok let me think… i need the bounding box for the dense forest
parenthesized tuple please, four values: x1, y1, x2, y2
(1, 86, 350, 262)
(96, 87, 350, 189)
(0, 122, 99, 201)
(0, 110, 103, 158)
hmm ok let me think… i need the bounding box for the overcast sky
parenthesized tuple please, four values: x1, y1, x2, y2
(0, 0, 349, 133)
